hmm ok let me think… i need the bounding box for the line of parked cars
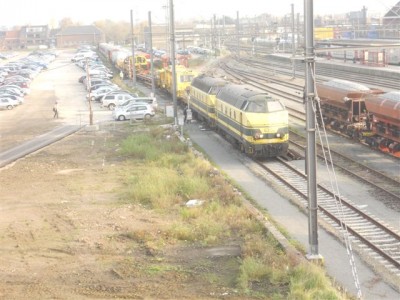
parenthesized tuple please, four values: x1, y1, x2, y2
(75, 48, 157, 121)
(0, 50, 57, 110)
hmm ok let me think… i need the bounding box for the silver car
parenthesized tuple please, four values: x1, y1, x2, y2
(86, 86, 119, 101)
(112, 103, 155, 121)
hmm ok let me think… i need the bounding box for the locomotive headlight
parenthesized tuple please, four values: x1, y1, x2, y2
(276, 133, 281, 138)
(254, 131, 263, 139)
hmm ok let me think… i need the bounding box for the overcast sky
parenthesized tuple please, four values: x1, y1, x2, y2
(0, 0, 396, 28)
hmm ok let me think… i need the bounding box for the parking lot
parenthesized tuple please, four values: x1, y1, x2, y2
(0, 49, 117, 151)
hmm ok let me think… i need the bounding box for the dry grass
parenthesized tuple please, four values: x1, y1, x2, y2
(114, 123, 351, 299)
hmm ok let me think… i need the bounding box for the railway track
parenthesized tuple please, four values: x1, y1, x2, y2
(288, 132, 400, 211)
(240, 55, 398, 90)
(216, 57, 400, 286)
(249, 157, 400, 287)
(225, 45, 399, 90)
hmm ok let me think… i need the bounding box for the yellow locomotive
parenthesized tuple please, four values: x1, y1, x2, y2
(189, 75, 227, 127)
(157, 65, 198, 99)
(190, 75, 289, 158)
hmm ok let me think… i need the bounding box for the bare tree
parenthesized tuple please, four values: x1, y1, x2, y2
(94, 20, 130, 44)
(59, 18, 77, 29)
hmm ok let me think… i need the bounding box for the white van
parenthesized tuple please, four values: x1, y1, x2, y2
(101, 94, 157, 111)
(101, 93, 137, 110)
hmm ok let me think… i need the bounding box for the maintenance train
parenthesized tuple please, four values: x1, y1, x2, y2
(98, 43, 149, 78)
(316, 79, 400, 157)
(157, 65, 198, 99)
(189, 75, 289, 158)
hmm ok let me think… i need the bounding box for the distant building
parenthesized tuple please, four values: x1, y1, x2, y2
(3, 30, 20, 49)
(19, 25, 50, 49)
(56, 25, 104, 48)
(0, 25, 49, 49)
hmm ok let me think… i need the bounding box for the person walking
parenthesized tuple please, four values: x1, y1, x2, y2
(53, 101, 59, 119)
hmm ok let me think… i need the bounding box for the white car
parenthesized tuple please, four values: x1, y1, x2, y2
(112, 103, 155, 121)
(0, 93, 24, 105)
(0, 98, 15, 110)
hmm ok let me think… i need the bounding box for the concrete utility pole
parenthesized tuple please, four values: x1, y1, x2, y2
(148, 11, 156, 97)
(169, 0, 178, 125)
(130, 9, 137, 87)
(223, 15, 226, 38)
(212, 14, 216, 52)
(85, 58, 93, 125)
(297, 13, 301, 48)
(304, 0, 321, 262)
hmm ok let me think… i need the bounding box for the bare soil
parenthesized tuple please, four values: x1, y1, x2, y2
(0, 122, 264, 299)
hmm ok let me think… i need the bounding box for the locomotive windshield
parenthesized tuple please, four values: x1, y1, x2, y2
(245, 98, 285, 113)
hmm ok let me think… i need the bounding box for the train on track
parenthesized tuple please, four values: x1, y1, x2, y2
(316, 46, 400, 66)
(364, 91, 400, 156)
(316, 79, 400, 157)
(157, 65, 198, 99)
(188, 75, 289, 158)
(99, 43, 195, 98)
(98, 43, 150, 78)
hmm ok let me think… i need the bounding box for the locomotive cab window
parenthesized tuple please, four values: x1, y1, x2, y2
(267, 99, 285, 112)
(245, 99, 285, 113)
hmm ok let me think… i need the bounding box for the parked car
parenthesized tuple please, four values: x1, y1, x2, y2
(71, 51, 97, 62)
(0, 98, 15, 110)
(88, 69, 113, 79)
(89, 83, 118, 92)
(87, 86, 120, 101)
(112, 103, 155, 121)
(117, 97, 158, 110)
(0, 85, 25, 96)
(0, 93, 24, 105)
(101, 93, 137, 110)
(84, 78, 113, 89)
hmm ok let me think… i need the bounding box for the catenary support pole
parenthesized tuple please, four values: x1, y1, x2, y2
(130, 9, 137, 87)
(169, 0, 178, 125)
(304, 0, 322, 262)
(86, 57, 93, 125)
(291, 3, 296, 78)
(148, 11, 156, 97)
